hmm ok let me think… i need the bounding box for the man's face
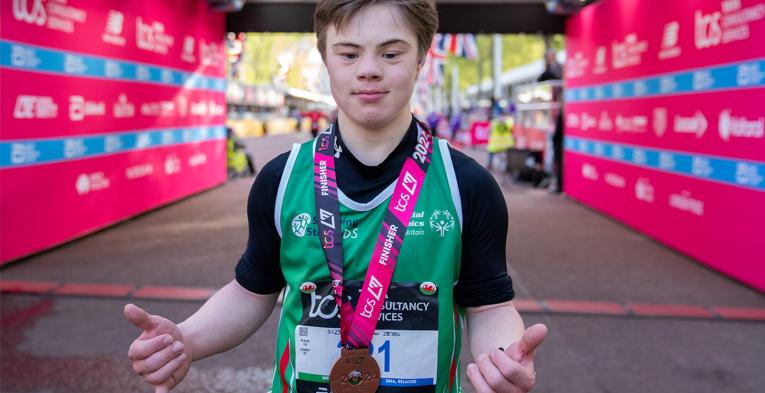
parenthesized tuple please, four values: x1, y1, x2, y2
(324, 5, 422, 129)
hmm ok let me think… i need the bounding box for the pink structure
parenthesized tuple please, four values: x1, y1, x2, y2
(565, 0, 765, 290)
(1, 0, 227, 263)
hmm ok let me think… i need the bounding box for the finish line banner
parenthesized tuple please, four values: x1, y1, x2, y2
(565, 0, 765, 290)
(0, 0, 226, 263)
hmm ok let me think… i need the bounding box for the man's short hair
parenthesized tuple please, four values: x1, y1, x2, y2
(314, 0, 439, 64)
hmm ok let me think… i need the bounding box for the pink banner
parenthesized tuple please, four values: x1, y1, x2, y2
(0, 141, 226, 263)
(2, 69, 225, 140)
(566, 0, 765, 87)
(565, 89, 765, 162)
(565, 0, 765, 291)
(1, 0, 225, 77)
(0, 0, 226, 263)
(565, 152, 764, 290)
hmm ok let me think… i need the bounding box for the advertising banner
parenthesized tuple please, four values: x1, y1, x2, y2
(565, 0, 765, 290)
(1, 0, 227, 263)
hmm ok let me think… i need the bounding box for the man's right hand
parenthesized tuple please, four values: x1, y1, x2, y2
(124, 304, 192, 393)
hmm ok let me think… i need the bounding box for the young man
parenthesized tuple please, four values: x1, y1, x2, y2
(124, 1, 547, 392)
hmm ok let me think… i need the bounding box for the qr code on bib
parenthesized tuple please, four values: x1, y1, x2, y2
(299, 327, 308, 336)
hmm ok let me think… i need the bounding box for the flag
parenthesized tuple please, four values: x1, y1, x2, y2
(463, 34, 479, 60)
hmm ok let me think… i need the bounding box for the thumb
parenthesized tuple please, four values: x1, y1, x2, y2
(124, 303, 157, 332)
(509, 323, 548, 363)
(155, 384, 169, 393)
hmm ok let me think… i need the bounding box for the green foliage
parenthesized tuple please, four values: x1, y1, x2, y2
(444, 34, 565, 92)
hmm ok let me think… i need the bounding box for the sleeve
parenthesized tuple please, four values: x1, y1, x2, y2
(234, 152, 290, 294)
(449, 147, 515, 307)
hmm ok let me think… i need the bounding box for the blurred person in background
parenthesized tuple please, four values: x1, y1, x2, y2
(124, 2, 546, 393)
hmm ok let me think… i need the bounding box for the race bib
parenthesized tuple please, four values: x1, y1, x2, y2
(294, 281, 439, 393)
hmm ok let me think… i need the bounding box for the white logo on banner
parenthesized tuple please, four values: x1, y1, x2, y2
(566, 51, 588, 78)
(673, 112, 708, 138)
(719, 110, 765, 141)
(75, 172, 110, 195)
(200, 40, 224, 67)
(599, 112, 613, 131)
(10, 143, 40, 165)
(113, 94, 135, 118)
(604, 173, 626, 188)
(102, 10, 126, 46)
(659, 21, 682, 59)
(593, 46, 607, 74)
(319, 208, 336, 229)
(634, 178, 655, 203)
(181, 36, 196, 63)
(616, 114, 648, 133)
(69, 96, 105, 121)
(188, 153, 207, 167)
(12, 0, 45, 26)
(14, 95, 57, 119)
(735, 162, 764, 187)
(136, 17, 175, 55)
(612, 33, 648, 69)
(125, 163, 154, 180)
(367, 276, 384, 301)
(582, 163, 599, 181)
(695, 1, 765, 49)
(669, 191, 705, 216)
(164, 154, 181, 175)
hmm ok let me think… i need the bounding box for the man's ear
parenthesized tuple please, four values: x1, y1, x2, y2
(416, 58, 425, 77)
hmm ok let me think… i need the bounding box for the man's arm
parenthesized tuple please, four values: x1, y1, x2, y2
(124, 280, 278, 392)
(179, 280, 278, 361)
(465, 301, 547, 393)
(465, 300, 525, 358)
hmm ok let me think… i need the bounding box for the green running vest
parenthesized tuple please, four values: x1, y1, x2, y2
(270, 137, 464, 393)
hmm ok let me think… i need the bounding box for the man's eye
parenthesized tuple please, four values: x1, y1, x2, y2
(383, 52, 400, 60)
(342, 53, 358, 60)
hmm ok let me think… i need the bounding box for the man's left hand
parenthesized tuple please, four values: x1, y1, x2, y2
(467, 324, 548, 393)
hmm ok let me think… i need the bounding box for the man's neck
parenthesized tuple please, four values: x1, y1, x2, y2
(336, 111, 413, 166)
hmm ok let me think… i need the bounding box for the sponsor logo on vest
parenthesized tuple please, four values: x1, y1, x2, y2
(309, 292, 339, 319)
(419, 282, 437, 296)
(378, 224, 399, 266)
(300, 282, 317, 294)
(429, 210, 454, 237)
(291, 213, 311, 237)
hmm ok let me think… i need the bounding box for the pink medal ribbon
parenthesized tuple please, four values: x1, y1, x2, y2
(313, 120, 433, 349)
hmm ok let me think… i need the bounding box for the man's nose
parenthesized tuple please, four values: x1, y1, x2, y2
(356, 54, 382, 81)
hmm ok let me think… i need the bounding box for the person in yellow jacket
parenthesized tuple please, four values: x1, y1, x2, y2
(487, 114, 515, 171)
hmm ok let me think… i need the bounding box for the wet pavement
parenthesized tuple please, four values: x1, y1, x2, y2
(2, 132, 764, 393)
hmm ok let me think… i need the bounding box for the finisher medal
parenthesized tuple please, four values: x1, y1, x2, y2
(314, 120, 433, 393)
(329, 348, 381, 393)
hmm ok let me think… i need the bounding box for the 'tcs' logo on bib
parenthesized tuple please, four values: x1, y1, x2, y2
(292, 213, 311, 237)
(420, 282, 437, 296)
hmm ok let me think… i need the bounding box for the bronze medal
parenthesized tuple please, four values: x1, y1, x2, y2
(329, 347, 381, 393)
